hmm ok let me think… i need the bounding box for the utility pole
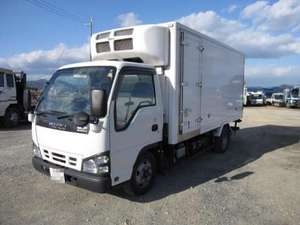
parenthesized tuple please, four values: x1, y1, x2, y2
(85, 17, 93, 61)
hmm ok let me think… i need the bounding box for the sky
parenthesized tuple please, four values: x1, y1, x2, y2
(0, 0, 300, 87)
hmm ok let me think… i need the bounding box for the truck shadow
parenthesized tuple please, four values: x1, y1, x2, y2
(111, 125, 300, 202)
(0, 122, 31, 131)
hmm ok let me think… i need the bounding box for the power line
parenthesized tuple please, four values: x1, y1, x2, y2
(24, 0, 85, 24)
(24, 0, 94, 61)
(37, 0, 85, 23)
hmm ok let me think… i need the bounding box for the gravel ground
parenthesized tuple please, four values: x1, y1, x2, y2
(0, 106, 300, 225)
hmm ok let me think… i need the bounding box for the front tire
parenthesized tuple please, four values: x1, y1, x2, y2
(213, 125, 231, 153)
(125, 151, 156, 195)
(3, 107, 19, 128)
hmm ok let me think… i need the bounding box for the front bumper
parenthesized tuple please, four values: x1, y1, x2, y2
(288, 101, 300, 107)
(32, 157, 111, 193)
(250, 101, 264, 105)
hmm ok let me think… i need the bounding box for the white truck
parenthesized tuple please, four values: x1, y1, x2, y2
(0, 68, 30, 127)
(30, 22, 244, 195)
(247, 91, 266, 106)
(270, 93, 285, 107)
(286, 86, 300, 108)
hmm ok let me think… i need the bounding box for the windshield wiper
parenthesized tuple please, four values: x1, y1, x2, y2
(57, 114, 74, 120)
(36, 110, 65, 116)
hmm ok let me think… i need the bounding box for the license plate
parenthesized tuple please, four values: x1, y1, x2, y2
(49, 168, 65, 183)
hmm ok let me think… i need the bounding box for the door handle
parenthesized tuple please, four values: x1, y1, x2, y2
(152, 124, 158, 131)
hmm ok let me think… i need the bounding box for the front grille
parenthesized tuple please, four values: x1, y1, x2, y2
(43, 149, 78, 168)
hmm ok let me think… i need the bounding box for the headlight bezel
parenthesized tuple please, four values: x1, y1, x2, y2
(82, 151, 110, 175)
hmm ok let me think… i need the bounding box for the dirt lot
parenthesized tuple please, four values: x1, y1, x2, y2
(0, 107, 300, 225)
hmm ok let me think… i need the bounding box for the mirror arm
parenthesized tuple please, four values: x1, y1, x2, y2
(89, 115, 99, 124)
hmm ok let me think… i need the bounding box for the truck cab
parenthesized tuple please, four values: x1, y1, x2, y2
(248, 91, 266, 106)
(0, 68, 28, 127)
(286, 87, 300, 108)
(270, 93, 285, 107)
(32, 60, 163, 193)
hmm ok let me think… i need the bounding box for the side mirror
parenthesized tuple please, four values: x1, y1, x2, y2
(91, 89, 106, 118)
(28, 113, 34, 123)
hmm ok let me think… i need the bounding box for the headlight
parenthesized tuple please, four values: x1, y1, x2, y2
(95, 155, 109, 165)
(82, 152, 110, 175)
(82, 159, 98, 174)
(33, 142, 42, 158)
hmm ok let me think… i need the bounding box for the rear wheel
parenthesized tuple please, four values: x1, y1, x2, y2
(3, 107, 19, 128)
(213, 125, 231, 153)
(124, 151, 156, 195)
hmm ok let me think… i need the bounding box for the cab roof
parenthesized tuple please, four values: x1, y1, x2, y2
(0, 67, 13, 73)
(59, 60, 154, 71)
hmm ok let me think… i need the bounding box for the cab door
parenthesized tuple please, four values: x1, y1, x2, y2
(4, 73, 16, 102)
(0, 72, 6, 116)
(109, 67, 163, 185)
(0, 72, 16, 116)
(0, 72, 5, 101)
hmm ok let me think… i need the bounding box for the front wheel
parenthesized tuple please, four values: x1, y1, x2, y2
(124, 151, 156, 195)
(3, 107, 19, 128)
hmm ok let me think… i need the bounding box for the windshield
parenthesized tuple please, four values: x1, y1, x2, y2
(251, 94, 262, 99)
(274, 95, 283, 100)
(37, 66, 115, 115)
(291, 88, 299, 98)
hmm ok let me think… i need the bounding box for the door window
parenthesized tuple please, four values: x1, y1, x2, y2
(0, 73, 4, 87)
(115, 71, 156, 131)
(6, 74, 14, 88)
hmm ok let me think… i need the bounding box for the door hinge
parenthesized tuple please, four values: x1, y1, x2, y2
(196, 81, 202, 87)
(195, 117, 203, 123)
(180, 31, 184, 44)
(198, 45, 205, 52)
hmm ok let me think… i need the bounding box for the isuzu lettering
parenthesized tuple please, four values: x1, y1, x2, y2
(30, 22, 245, 195)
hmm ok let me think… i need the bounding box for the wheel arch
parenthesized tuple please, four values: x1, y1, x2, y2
(134, 142, 162, 166)
(213, 123, 230, 137)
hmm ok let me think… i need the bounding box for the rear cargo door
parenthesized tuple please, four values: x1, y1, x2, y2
(179, 31, 203, 134)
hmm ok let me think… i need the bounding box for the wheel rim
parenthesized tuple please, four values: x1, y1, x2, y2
(135, 159, 153, 188)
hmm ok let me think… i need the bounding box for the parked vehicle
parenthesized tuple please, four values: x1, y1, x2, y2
(266, 95, 272, 105)
(286, 87, 300, 108)
(0, 68, 31, 127)
(270, 93, 285, 107)
(247, 91, 266, 106)
(283, 88, 290, 103)
(30, 22, 244, 195)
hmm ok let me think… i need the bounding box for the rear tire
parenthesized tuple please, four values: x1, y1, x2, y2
(124, 151, 156, 196)
(213, 125, 231, 153)
(3, 107, 19, 128)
